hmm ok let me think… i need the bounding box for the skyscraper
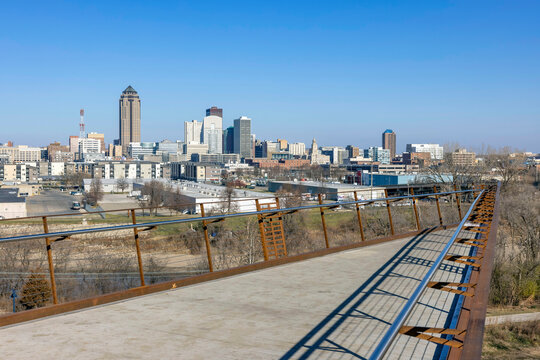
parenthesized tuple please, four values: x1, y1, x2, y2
(119, 86, 141, 155)
(233, 116, 252, 158)
(203, 115, 223, 154)
(382, 129, 396, 159)
(223, 126, 234, 154)
(184, 120, 203, 144)
(206, 106, 223, 118)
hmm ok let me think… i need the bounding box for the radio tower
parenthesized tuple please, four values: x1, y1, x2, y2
(79, 109, 86, 139)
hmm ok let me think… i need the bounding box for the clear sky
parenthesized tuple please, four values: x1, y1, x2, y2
(1, 1, 539, 152)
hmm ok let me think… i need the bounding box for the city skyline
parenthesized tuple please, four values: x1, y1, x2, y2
(0, 2, 539, 151)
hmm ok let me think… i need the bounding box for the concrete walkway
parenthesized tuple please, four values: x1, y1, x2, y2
(0, 228, 475, 359)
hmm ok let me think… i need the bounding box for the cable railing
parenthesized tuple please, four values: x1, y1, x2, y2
(0, 186, 481, 324)
(369, 183, 499, 359)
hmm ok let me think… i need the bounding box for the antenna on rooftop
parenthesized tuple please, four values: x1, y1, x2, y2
(79, 109, 86, 138)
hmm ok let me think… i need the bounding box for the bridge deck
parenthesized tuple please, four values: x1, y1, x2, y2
(0, 228, 474, 359)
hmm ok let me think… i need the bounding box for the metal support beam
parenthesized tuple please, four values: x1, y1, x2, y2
(130, 210, 146, 286)
(199, 204, 214, 272)
(255, 199, 270, 261)
(42, 216, 58, 305)
(433, 186, 443, 226)
(318, 194, 330, 248)
(384, 189, 395, 236)
(410, 188, 421, 231)
(353, 191, 365, 241)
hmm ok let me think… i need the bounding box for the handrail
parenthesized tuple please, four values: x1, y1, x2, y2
(368, 189, 485, 360)
(0, 184, 473, 222)
(0, 189, 476, 244)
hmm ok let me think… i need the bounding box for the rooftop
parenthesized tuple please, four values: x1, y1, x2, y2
(0, 188, 25, 203)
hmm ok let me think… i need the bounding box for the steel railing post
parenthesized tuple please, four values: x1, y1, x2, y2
(199, 203, 214, 271)
(42, 216, 58, 304)
(433, 186, 443, 226)
(130, 209, 146, 286)
(318, 194, 330, 248)
(454, 184, 463, 220)
(384, 189, 395, 235)
(410, 188, 421, 230)
(255, 199, 270, 261)
(353, 191, 365, 241)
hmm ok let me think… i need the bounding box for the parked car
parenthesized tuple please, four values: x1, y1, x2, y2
(71, 201, 81, 210)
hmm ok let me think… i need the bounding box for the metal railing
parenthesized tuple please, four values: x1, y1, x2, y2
(0, 189, 475, 244)
(368, 183, 499, 359)
(368, 189, 485, 360)
(0, 186, 478, 323)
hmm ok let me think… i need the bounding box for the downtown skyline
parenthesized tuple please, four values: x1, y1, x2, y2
(0, 1, 539, 152)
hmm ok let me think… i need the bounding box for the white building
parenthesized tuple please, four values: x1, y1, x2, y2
(133, 180, 274, 214)
(0, 145, 42, 162)
(406, 144, 444, 160)
(128, 142, 155, 159)
(184, 120, 203, 144)
(203, 115, 223, 154)
(288, 142, 306, 156)
(0, 189, 27, 219)
(79, 138, 101, 154)
(184, 143, 209, 158)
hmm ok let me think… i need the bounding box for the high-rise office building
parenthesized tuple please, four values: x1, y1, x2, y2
(184, 120, 203, 144)
(346, 145, 360, 158)
(223, 126, 234, 154)
(203, 115, 223, 154)
(406, 144, 444, 160)
(288, 142, 306, 156)
(88, 132, 106, 153)
(233, 116, 252, 158)
(382, 129, 396, 159)
(206, 106, 223, 118)
(119, 86, 141, 155)
(364, 146, 391, 164)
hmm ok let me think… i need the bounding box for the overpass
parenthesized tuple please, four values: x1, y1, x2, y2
(0, 184, 500, 359)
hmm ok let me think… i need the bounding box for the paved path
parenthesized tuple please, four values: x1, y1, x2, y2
(0, 228, 475, 359)
(485, 312, 540, 326)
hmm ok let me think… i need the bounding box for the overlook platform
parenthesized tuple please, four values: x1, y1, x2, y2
(0, 227, 475, 359)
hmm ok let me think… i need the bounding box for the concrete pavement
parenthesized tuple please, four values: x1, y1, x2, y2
(0, 228, 475, 359)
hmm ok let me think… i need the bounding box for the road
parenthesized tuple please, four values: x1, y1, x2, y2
(26, 189, 82, 216)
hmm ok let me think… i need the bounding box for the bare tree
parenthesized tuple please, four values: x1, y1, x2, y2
(85, 178, 104, 206)
(165, 187, 188, 214)
(116, 178, 129, 193)
(63, 172, 91, 189)
(216, 182, 238, 214)
(141, 180, 166, 215)
(486, 152, 528, 190)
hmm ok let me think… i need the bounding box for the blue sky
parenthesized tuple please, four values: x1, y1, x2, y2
(0, 1, 539, 152)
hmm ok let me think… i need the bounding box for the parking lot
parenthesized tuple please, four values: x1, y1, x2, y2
(26, 189, 83, 216)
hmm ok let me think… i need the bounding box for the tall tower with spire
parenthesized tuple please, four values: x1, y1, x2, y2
(119, 85, 141, 155)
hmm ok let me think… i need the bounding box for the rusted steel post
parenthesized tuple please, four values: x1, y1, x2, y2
(454, 184, 463, 220)
(410, 188, 421, 230)
(42, 216, 58, 304)
(384, 189, 395, 236)
(130, 209, 146, 286)
(199, 204, 214, 271)
(433, 186, 443, 226)
(318, 194, 330, 248)
(353, 191, 365, 241)
(254, 199, 269, 261)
